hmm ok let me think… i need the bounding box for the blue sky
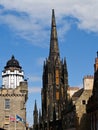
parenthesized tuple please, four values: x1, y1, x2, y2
(0, 0, 98, 126)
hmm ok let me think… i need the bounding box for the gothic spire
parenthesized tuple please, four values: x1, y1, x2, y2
(34, 100, 37, 112)
(33, 100, 38, 126)
(49, 9, 60, 61)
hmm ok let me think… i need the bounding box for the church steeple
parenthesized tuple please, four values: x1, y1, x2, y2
(42, 9, 68, 123)
(49, 9, 60, 61)
(33, 100, 38, 127)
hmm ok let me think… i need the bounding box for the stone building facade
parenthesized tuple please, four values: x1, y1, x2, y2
(87, 52, 98, 130)
(62, 75, 94, 130)
(0, 56, 28, 130)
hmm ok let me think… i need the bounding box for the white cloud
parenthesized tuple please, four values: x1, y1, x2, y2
(0, 0, 98, 47)
(28, 87, 41, 93)
(27, 75, 41, 82)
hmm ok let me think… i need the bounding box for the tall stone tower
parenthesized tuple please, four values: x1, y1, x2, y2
(41, 9, 68, 122)
(0, 55, 28, 130)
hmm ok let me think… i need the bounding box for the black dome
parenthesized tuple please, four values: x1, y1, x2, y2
(5, 55, 21, 69)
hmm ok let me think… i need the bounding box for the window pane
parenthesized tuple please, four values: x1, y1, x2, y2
(5, 99, 10, 109)
(82, 100, 86, 105)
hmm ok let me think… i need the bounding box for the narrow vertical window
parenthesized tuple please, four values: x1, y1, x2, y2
(5, 99, 10, 109)
(56, 91, 59, 100)
(55, 69, 59, 85)
(82, 100, 86, 105)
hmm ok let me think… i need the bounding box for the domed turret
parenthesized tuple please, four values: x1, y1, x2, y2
(5, 55, 21, 69)
(2, 55, 24, 89)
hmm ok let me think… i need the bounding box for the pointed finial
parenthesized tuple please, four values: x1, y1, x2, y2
(44, 61, 45, 67)
(52, 9, 56, 27)
(49, 9, 60, 60)
(52, 9, 54, 16)
(64, 57, 66, 63)
(34, 100, 37, 111)
(11, 55, 15, 59)
(52, 9, 54, 15)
